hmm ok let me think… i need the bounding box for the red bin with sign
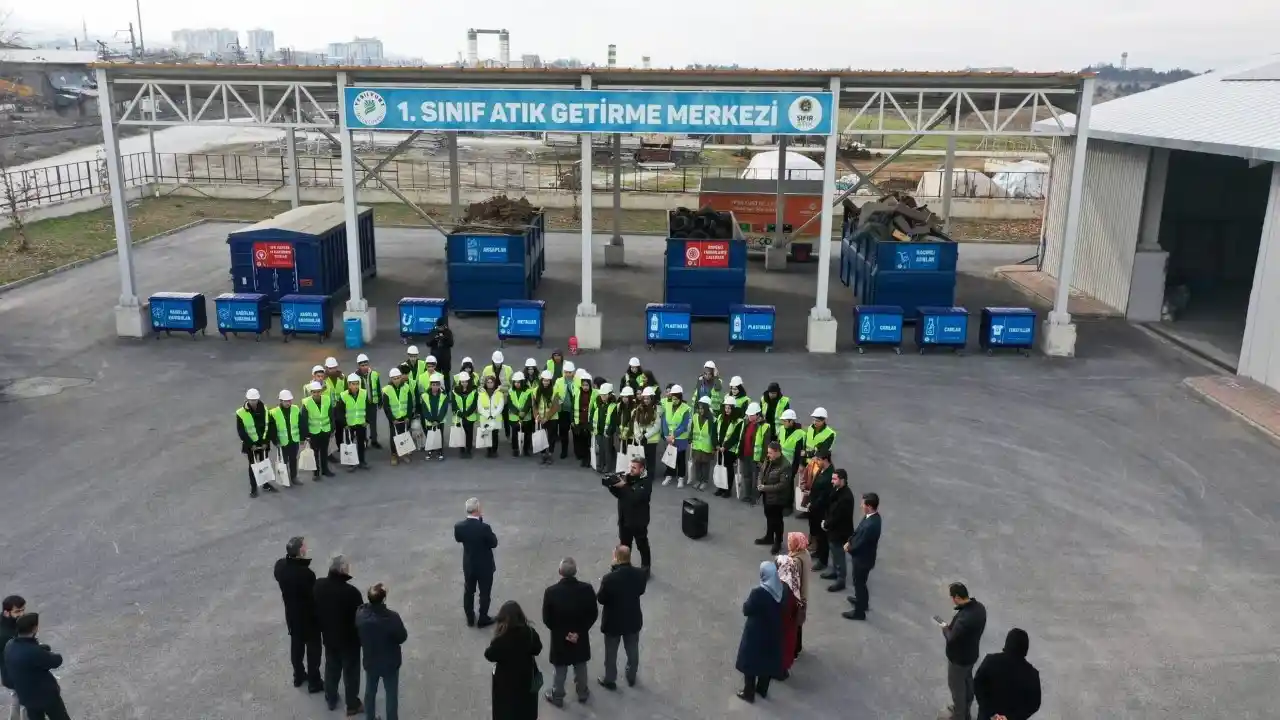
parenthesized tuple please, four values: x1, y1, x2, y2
(226, 203, 377, 311)
(664, 210, 747, 319)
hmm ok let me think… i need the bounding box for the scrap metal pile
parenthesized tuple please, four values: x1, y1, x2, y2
(669, 207, 735, 239)
(843, 192, 953, 242)
(453, 195, 539, 233)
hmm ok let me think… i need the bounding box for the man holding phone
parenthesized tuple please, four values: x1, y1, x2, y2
(938, 582, 987, 720)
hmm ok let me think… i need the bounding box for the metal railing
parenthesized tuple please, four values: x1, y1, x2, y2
(1, 153, 151, 211)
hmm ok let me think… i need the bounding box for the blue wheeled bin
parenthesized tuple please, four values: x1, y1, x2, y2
(149, 292, 207, 339)
(446, 211, 545, 314)
(980, 307, 1037, 356)
(398, 297, 448, 344)
(728, 304, 776, 352)
(213, 293, 271, 341)
(279, 293, 333, 343)
(645, 303, 693, 352)
(227, 203, 377, 312)
(915, 306, 969, 354)
(854, 305, 905, 355)
(497, 299, 546, 349)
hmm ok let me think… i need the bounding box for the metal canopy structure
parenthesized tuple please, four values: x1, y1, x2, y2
(94, 63, 1094, 355)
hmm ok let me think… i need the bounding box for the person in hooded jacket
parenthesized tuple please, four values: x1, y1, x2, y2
(619, 358, 646, 394)
(315, 554, 365, 716)
(274, 536, 322, 692)
(545, 349, 566, 379)
(759, 383, 791, 430)
(236, 388, 277, 498)
(693, 361, 724, 408)
(714, 396, 743, 498)
(974, 628, 1041, 720)
(427, 316, 454, 376)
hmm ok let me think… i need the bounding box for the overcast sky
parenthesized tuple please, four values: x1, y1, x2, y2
(10, 0, 1279, 71)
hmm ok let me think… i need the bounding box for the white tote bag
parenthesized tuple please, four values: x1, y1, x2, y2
(713, 462, 729, 490)
(614, 447, 629, 473)
(590, 438, 599, 470)
(274, 449, 291, 487)
(627, 443, 645, 461)
(475, 425, 493, 449)
(660, 444, 678, 469)
(339, 430, 360, 466)
(298, 441, 317, 473)
(425, 428, 443, 451)
(448, 424, 466, 449)
(794, 485, 809, 512)
(531, 427, 549, 454)
(251, 450, 276, 487)
(393, 429, 416, 457)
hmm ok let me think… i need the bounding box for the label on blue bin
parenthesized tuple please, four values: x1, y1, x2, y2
(400, 305, 444, 336)
(857, 313, 902, 344)
(921, 314, 966, 345)
(647, 310, 690, 343)
(283, 304, 325, 333)
(892, 245, 941, 271)
(498, 305, 542, 338)
(730, 311, 774, 343)
(988, 315, 1034, 346)
(463, 236, 509, 264)
(151, 301, 195, 331)
(217, 303, 261, 332)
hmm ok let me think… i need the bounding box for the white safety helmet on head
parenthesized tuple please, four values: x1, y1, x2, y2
(670, 384, 684, 395)
(698, 395, 711, 405)
(309, 381, 324, 392)
(492, 351, 504, 364)
(563, 360, 576, 373)
(456, 371, 471, 383)
(407, 345, 420, 355)
(811, 407, 828, 419)
(641, 386, 656, 397)
(388, 368, 402, 378)
(324, 357, 339, 369)
(430, 373, 444, 384)
(780, 409, 798, 421)
(356, 353, 369, 364)
(723, 396, 737, 406)
(576, 369, 591, 381)
(525, 358, 537, 367)
(245, 388, 261, 401)
(513, 371, 526, 382)
(620, 386, 635, 397)
(540, 370, 553, 380)
(461, 356, 473, 366)
(600, 383, 614, 394)
(311, 364, 324, 374)
(628, 357, 640, 367)
(746, 402, 762, 416)
(347, 373, 361, 383)
(279, 389, 293, 401)
(730, 375, 744, 387)
(703, 360, 716, 370)
(425, 355, 437, 364)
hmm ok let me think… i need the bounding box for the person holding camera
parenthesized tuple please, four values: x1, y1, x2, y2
(426, 317, 453, 377)
(606, 457, 652, 575)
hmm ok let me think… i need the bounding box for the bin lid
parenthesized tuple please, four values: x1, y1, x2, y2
(398, 297, 447, 305)
(646, 303, 693, 312)
(855, 305, 906, 314)
(150, 292, 202, 300)
(215, 292, 268, 301)
(231, 203, 369, 237)
(984, 306, 1036, 315)
(279, 293, 332, 303)
(497, 300, 546, 309)
(917, 306, 969, 315)
(729, 304, 776, 313)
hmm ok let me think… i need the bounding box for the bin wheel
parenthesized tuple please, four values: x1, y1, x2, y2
(499, 340, 506, 349)
(894, 347, 902, 355)
(765, 346, 772, 353)
(283, 334, 291, 344)
(201, 329, 207, 336)
(919, 348, 926, 355)
(684, 344, 691, 352)
(857, 347, 865, 355)
(401, 337, 408, 345)
(223, 334, 229, 341)
(647, 344, 654, 351)
(255, 334, 261, 343)
(728, 344, 735, 352)
(536, 340, 543, 349)
(985, 349, 993, 357)
(164, 331, 171, 338)
(1020, 349, 1031, 357)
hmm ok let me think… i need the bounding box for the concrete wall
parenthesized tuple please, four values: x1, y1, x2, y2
(0, 185, 148, 230)
(1239, 163, 1280, 392)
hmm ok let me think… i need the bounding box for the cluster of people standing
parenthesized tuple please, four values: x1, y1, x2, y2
(0, 596, 72, 719)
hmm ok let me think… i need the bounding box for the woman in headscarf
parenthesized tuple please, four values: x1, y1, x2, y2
(776, 554, 805, 679)
(735, 560, 784, 703)
(785, 532, 810, 659)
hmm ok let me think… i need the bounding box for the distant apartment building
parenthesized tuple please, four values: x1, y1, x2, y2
(327, 37, 384, 65)
(521, 53, 543, 69)
(171, 28, 240, 58)
(246, 29, 275, 59)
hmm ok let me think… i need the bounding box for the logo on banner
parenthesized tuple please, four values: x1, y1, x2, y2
(353, 90, 387, 126)
(788, 96, 823, 132)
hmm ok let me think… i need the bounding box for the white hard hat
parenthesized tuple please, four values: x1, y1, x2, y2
(388, 368, 402, 378)
(324, 357, 339, 369)
(430, 373, 444, 383)
(730, 375, 743, 387)
(563, 361, 576, 372)
(641, 386, 656, 397)
(457, 371, 471, 382)
(356, 353, 370, 364)
(541, 370, 553, 380)
(600, 383, 614, 394)
(309, 381, 324, 392)
(425, 355, 437, 364)
(407, 345, 419, 355)
(311, 364, 324, 374)
(703, 360, 716, 370)
(525, 358, 537, 366)
(461, 356, 473, 366)
(279, 389, 294, 401)
(781, 409, 798, 420)
(698, 395, 711, 405)
(723, 396, 737, 406)
(628, 357, 640, 366)
(620, 386, 635, 397)
(513, 371, 526, 382)
(746, 402, 762, 415)
(347, 373, 361, 383)
(576, 369, 591, 381)
(670, 384, 684, 395)
(492, 351, 504, 364)
(811, 407, 828, 419)
(245, 388, 261, 400)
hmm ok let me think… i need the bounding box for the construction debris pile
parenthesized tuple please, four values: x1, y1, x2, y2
(453, 195, 540, 233)
(669, 207, 736, 240)
(844, 192, 953, 243)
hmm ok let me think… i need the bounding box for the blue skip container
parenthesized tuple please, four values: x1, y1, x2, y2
(149, 292, 207, 339)
(498, 299, 546, 348)
(398, 297, 448, 343)
(980, 307, 1037, 355)
(279, 294, 333, 343)
(854, 305, 904, 355)
(645, 303, 693, 351)
(214, 293, 271, 341)
(728, 304, 776, 352)
(915, 306, 970, 354)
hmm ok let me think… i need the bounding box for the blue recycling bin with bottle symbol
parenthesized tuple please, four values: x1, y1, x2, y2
(915, 306, 969, 354)
(497, 299, 545, 348)
(853, 304, 904, 354)
(727, 304, 775, 352)
(645, 303, 692, 351)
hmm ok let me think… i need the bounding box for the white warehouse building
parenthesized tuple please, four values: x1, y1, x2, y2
(1039, 56, 1280, 391)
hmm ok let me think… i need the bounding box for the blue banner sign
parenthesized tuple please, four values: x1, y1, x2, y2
(498, 303, 544, 339)
(462, 236, 510, 264)
(345, 87, 833, 135)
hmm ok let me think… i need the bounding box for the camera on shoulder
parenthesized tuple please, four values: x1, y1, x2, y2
(601, 472, 627, 487)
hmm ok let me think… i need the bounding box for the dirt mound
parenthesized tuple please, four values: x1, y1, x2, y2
(453, 195, 540, 233)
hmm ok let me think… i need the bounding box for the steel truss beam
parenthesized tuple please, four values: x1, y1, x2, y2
(114, 80, 337, 128)
(841, 87, 1074, 136)
(314, 127, 448, 236)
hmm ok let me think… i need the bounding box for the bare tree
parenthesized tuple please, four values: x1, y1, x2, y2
(0, 9, 38, 250)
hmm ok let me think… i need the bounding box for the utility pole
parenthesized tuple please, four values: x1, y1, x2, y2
(134, 0, 145, 54)
(127, 22, 137, 59)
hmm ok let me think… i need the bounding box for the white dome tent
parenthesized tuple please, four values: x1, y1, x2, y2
(915, 168, 1006, 198)
(740, 149, 824, 181)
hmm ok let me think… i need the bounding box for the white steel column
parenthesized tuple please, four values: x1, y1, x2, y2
(1238, 162, 1280, 389)
(575, 74, 602, 349)
(447, 133, 461, 222)
(806, 76, 841, 353)
(98, 68, 146, 337)
(941, 136, 956, 233)
(1043, 76, 1095, 357)
(604, 133, 625, 267)
(336, 72, 376, 341)
(285, 127, 301, 209)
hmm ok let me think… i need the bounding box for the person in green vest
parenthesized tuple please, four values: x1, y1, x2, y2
(382, 368, 415, 466)
(616, 386, 637, 454)
(545, 349, 565, 379)
(236, 388, 277, 498)
(418, 372, 450, 461)
(322, 357, 345, 400)
(334, 373, 371, 471)
(452, 371, 478, 458)
(632, 387, 662, 480)
(481, 350, 513, 393)
(533, 370, 562, 465)
(592, 383, 620, 472)
(522, 358, 540, 389)
(620, 357, 646, 394)
(477, 374, 506, 458)
(736, 402, 771, 506)
(570, 370, 597, 468)
(506, 371, 535, 458)
(689, 396, 718, 492)
(803, 408, 837, 462)
(304, 365, 328, 404)
(300, 381, 337, 480)
(413, 353, 439, 391)
(641, 370, 659, 395)
(660, 385, 692, 488)
(714, 396, 744, 499)
(268, 389, 303, 486)
(727, 376, 751, 412)
(552, 361, 576, 460)
(406, 346, 426, 380)
(459, 356, 476, 378)
(776, 409, 806, 475)
(355, 354, 383, 451)
(760, 382, 791, 429)
(693, 361, 724, 409)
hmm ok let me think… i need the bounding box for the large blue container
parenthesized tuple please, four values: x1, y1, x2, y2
(398, 297, 448, 342)
(149, 292, 207, 338)
(214, 292, 271, 340)
(446, 211, 545, 314)
(279, 293, 333, 342)
(664, 238, 748, 318)
(498, 299, 546, 348)
(645, 303, 692, 351)
(915, 306, 969, 353)
(980, 307, 1037, 354)
(728, 304, 775, 352)
(854, 305, 904, 354)
(227, 203, 377, 311)
(858, 267, 957, 320)
(871, 239, 958, 272)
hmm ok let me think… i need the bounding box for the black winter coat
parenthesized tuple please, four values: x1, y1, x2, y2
(807, 465, 834, 515)
(757, 456, 791, 507)
(0, 615, 16, 689)
(484, 625, 542, 720)
(596, 563, 647, 636)
(356, 603, 408, 674)
(274, 556, 319, 636)
(975, 650, 1041, 720)
(4, 637, 63, 710)
(609, 472, 651, 529)
(542, 577, 598, 666)
(825, 485, 855, 539)
(236, 402, 270, 455)
(944, 599, 988, 666)
(314, 571, 364, 652)
(734, 586, 783, 679)
(455, 517, 498, 576)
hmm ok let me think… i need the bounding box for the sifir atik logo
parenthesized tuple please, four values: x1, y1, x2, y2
(787, 95, 823, 132)
(352, 90, 387, 126)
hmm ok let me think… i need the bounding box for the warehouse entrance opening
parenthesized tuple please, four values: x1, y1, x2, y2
(1155, 152, 1272, 369)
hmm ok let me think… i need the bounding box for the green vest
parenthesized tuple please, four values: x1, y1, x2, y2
(382, 382, 412, 420)
(746, 420, 772, 461)
(638, 408, 663, 442)
(420, 391, 449, 425)
(545, 358, 563, 377)
(591, 400, 617, 435)
(805, 424, 836, 453)
(507, 386, 533, 421)
(341, 389, 368, 426)
(534, 388, 561, 419)
(691, 414, 714, 452)
(360, 370, 381, 406)
(302, 395, 332, 434)
(236, 407, 261, 443)
(571, 385, 597, 426)
(554, 378, 574, 412)
(760, 394, 791, 424)
(694, 377, 724, 408)
(778, 424, 804, 462)
(269, 405, 302, 445)
(733, 394, 750, 411)
(323, 376, 344, 399)
(481, 364, 513, 390)
(666, 402, 692, 441)
(721, 416, 744, 452)
(452, 388, 478, 422)
(478, 389, 503, 418)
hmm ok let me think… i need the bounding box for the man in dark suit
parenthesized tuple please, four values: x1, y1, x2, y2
(820, 469, 855, 592)
(595, 545, 648, 690)
(843, 492, 882, 620)
(314, 554, 364, 716)
(542, 557, 599, 708)
(273, 536, 323, 692)
(4, 613, 70, 720)
(453, 497, 498, 628)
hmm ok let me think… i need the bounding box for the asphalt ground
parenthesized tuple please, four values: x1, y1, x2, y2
(1, 226, 1277, 719)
